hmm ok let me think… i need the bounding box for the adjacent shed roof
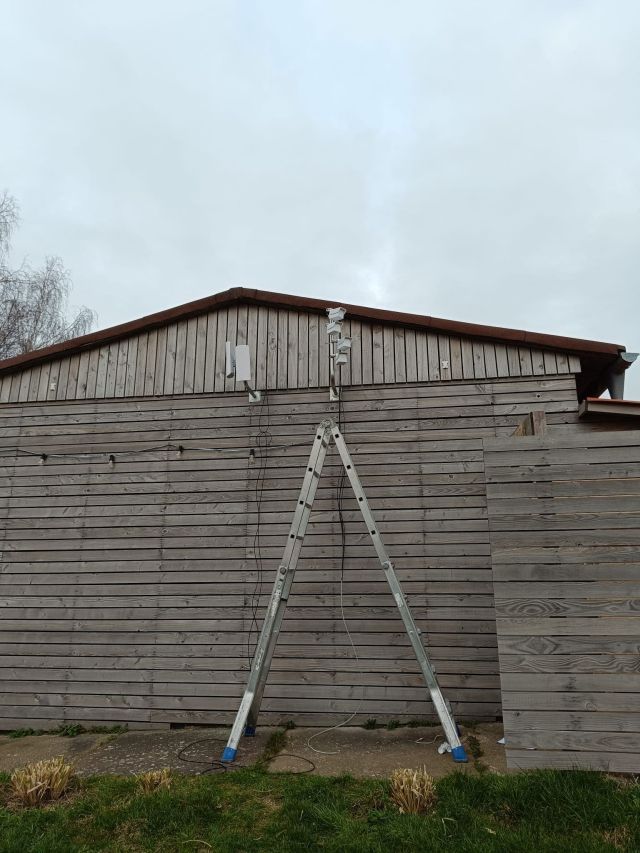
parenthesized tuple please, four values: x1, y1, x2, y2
(0, 286, 628, 398)
(579, 397, 640, 418)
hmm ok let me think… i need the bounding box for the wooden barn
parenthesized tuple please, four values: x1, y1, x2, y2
(1, 287, 639, 771)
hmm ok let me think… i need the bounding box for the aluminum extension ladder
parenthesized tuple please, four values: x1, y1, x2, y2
(221, 420, 468, 763)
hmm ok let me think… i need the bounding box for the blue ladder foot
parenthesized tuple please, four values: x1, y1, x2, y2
(221, 746, 237, 763)
(244, 725, 256, 737)
(452, 745, 468, 763)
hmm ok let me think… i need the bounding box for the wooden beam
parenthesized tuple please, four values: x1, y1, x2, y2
(512, 410, 547, 436)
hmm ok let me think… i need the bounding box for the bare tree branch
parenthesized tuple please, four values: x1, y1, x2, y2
(0, 191, 96, 360)
(0, 190, 20, 258)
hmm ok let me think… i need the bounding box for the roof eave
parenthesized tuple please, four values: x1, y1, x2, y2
(579, 397, 640, 418)
(0, 287, 626, 393)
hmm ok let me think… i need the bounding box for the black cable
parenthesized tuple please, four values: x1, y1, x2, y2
(246, 392, 272, 665)
(307, 386, 365, 755)
(268, 753, 316, 773)
(0, 438, 311, 463)
(337, 391, 350, 680)
(336, 387, 348, 609)
(337, 390, 347, 555)
(335, 391, 366, 718)
(336, 390, 348, 642)
(175, 737, 246, 774)
(174, 736, 316, 774)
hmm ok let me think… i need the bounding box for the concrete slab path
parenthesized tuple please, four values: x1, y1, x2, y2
(270, 723, 506, 778)
(0, 728, 270, 776)
(0, 722, 506, 778)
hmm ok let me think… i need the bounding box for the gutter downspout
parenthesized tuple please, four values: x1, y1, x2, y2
(606, 352, 638, 399)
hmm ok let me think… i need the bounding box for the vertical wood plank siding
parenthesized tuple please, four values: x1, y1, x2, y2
(0, 307, 580, 402)
(0, 376, 579, 729)
(485, 431, 640, 773)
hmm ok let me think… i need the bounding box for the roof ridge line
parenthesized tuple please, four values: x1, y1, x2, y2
(0, 285, 624, 374)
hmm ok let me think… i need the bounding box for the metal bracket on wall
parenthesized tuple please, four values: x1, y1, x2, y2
(244, 381, 262, 403)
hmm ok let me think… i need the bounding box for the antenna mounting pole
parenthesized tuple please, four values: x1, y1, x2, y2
(326, 307, 349, 401)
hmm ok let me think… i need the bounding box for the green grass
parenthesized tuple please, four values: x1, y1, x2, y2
(6, 729, 41, 739)
(0, 767, 638, 852)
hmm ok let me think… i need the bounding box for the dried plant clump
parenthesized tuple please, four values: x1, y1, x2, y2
(137, 768, 172, 793)
(390, 766, 437, 815)
(10, 756, 75, 807)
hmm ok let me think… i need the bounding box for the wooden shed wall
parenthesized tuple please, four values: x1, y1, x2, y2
(0, 375, 581, 729)
(485, 431, 640, 773)
(0, 305, 582, 403)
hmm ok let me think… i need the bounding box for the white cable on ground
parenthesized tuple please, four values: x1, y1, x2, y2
(306, 567, 365, 755)
(415, 734, 440, 745)
(306, 395, 366, 756)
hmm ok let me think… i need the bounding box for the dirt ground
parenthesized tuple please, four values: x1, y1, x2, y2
(270, 722, 506, 778)
(0, 722, 506, 778)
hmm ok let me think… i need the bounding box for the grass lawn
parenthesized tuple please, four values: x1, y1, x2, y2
(1, 766, 638, 852)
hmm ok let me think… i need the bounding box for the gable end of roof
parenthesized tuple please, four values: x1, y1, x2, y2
(0, 287, 626, 399)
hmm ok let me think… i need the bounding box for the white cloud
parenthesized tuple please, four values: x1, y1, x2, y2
(1, 0, 638, 393)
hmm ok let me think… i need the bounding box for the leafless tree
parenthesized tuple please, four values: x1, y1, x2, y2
(0, 191, 19, 256)
(0, 191, 96, 360)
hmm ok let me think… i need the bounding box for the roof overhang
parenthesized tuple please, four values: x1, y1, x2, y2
(579, 397, 640, 419)
(0, 286, 628, 400)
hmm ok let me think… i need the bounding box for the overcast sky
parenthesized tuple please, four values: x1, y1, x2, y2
(2, 1, 639, 394)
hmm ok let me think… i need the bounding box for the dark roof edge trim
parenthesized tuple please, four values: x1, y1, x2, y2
(0, 285, 625, 374)
(579, 398, 640, 418)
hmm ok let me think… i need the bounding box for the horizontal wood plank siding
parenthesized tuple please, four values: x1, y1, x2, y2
(0, 376, 579, 728)
(485, 430, 640, 773)
(0, 308, 580, 401)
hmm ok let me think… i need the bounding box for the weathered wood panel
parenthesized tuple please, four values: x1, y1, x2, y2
(0, 307, 581, 402)
(0, 376, 580, 728)
(485, 430, 640, 773)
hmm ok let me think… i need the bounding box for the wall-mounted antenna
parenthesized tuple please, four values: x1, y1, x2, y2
(225, 341, 262, 403)
(326, 306, 351, 401)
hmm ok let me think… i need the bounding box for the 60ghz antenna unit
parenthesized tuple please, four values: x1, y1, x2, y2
(225, 342, 261, 402)
(326, 306, 351, 400)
